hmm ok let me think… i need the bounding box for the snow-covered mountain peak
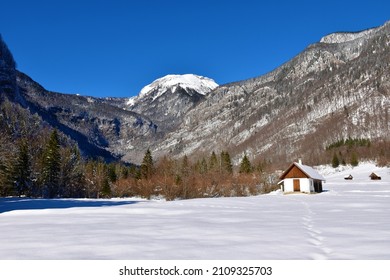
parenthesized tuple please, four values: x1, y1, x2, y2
(140, 74, 218, 96)
(127, 74, 218, 106)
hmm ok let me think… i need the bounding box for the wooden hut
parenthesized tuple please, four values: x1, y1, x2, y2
(369, 172, 381, 180)
(278, 160, 325, 193)
(344, 174, 353, 180)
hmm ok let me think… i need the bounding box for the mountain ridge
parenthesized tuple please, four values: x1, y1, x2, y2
(2, 21, 389, 165)
(147, 20, 390, 165)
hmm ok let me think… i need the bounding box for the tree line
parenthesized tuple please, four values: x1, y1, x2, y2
(114, 150, 277, 200)
(326, 137, 390, 168)
(0, 127, 278, 199)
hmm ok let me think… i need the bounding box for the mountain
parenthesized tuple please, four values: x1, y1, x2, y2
(15, 71, 161, 161)
(126, 74, 218, 132)
(2, 41, 218, 163)
(0, 34, 22, 103)
(147, 21, 390, 165)
(2, 21, 390, 166)
(128, 74, 218, 105)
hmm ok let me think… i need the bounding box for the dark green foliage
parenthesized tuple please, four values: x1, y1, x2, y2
(350, 152, 359, 167)
(140, 149, 154, 179)
(128, 164, 140, 179)
(121, 166, 129, 179)
(220, 151, 233, 174)
(332, 153, 340, 168)
(41, 129, 61, 198)
(0, 137, 15, 196)
(181, 155, 190, 177)
(107, 163, 117, 182)
(100, 177, 111, 198)
(326, 137, 371, 150)
(11, 139, 32, 196)
(209, 151, 218, 172)
(239, 154, 252, 174)
(195, 157, 208, 174)
(59, 145, 85, 198)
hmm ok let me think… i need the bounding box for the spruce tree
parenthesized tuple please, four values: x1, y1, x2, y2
(209, 151, 218, 172)
(140, 149, 154, 179)
(12, 139, 31, 196)
(198, 157, 208, 174)
(41, 129, 61, 198)
(59, 145, 85, 198)
(201, 158, 208, 174)
(0, 150, 15, 196)
(107, 163, 117, 182)
(181, 155, 190, 177)
(350, 152, 359, 167)
(100, 177, 111, 198)
(332, 153, 339, 168)
(220, 151, 233, 174)
(239, 154, 252, 174)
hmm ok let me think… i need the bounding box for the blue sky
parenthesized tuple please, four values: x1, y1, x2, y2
(1, 0, 389, 98)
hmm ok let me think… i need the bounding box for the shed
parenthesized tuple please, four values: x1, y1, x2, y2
(344, 174, 353, 180)
(278, 160, 325, 193)
(369, 172, 381, 180)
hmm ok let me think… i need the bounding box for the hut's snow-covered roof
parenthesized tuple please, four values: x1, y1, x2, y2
(294, 162, 326, 181)
(280, 162, 326, 181)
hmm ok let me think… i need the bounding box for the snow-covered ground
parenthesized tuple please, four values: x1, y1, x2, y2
(0, 162, 389, 260)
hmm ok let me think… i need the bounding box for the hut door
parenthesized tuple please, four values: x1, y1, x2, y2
(293, 179, 300, 192)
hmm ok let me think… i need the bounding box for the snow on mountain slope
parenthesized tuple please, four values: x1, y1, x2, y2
(127, 74, 218, 106)
(320, 20, 390, 44)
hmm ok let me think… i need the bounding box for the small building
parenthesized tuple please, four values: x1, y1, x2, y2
(278, 160, 325, 193)
(369, 172, 381, 180)
(344, 174, 353, 180)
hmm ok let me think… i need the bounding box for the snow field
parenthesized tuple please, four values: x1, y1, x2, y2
(0, 163, 389, 259)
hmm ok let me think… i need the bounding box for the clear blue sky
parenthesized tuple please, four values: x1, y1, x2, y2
(1, 0, 389, 98)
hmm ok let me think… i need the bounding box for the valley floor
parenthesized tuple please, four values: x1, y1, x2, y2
(0, 163, 389, 260)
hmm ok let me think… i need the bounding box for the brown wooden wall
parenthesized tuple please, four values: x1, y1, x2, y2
(283, 165, 309, 179)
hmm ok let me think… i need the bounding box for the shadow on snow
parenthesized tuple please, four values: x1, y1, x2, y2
(0, 198, 141, 214)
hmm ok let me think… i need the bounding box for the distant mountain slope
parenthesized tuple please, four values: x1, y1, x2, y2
(150, 21, 390, 164)
(16, 71, 160, 161)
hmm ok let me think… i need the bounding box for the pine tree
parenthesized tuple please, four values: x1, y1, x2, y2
(220, 151, 233, 174)
(12, 139, 32, 196)
(200, 158, 208, 174)
(59, 145, 85, 198)
(350, 152, 359, 167)
(100, 177, 111, 198)
(195, 157, 208, 174)
(209, 151, 218, 172)
(239, 154, 252, 174)
(181, 155, 190, 176)
(41, 129, 61, 198)
(107, 163, 117, 182)
(140, 149, 154, 179)
(0, 132, 16, 196)
(332, 153, 339, 168)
